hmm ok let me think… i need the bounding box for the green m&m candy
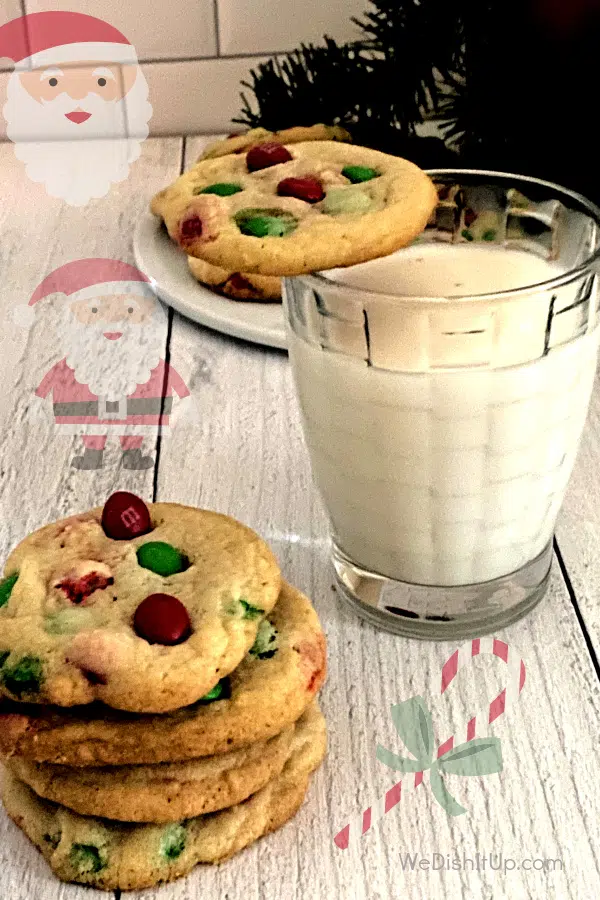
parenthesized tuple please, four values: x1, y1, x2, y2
(249, 620, 279, 659)
(1, 655, 44, 697)
(44, 608, 97, 635)
(160, 824, 187, 861)
(70, 843, 107, 875)
(342, 165, 379, 184)
(322, 187, 372, 217)
(199, 677, 231, 703)
(234, 208, 298, 238)
(0, 572, 18, 608)
(136, 542, 188, 576)
(196, 182, 243, 196)
(239, 598, 264, 620)
(242, 216, 286, 237)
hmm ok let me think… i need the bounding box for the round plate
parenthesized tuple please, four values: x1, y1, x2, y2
(134, 212, 286, 350)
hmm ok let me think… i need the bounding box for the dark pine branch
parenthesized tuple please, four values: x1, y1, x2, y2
(354, 0, 463, 119)
(235, 0, 600, 202)
(434, 0, 600, 202)
(235, 39, 377, 133)
(235, 0, 462, 164)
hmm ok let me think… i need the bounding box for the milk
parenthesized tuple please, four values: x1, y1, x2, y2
(288, 244, 600, 586)
(325, 242, 557, 296)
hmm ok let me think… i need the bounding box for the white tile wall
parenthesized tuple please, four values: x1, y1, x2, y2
(0, 0, 20, 22)
(4, 64, 129, 141)
(218, 0, 365, 55)
(25, 0, 218, 60)
(0, 0, 24, 71)
(0, 71, 10, 137)
(0, 0, 366, 132)
(137, 56, 269, 135)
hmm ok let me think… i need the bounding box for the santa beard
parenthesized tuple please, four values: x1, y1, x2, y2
(3, 69, 152, 206)
(61, 307, 166, 398)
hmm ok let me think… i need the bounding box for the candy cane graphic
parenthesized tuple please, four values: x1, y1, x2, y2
(334, 637, 526, 850)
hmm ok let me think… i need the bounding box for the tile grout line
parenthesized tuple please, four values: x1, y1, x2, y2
(18, 0, 31, 60)
(151, 135, 186, 502)
(213, 0, 221, 56)
(554, 536, 600, 684)
(0, 51, 279, 75)
(151, 304, 174, 503)
(120, 65, 131, 141)
(138, 50, 279, 65)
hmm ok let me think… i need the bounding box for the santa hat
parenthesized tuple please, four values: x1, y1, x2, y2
(14, 259, 156, 328)
(0, 12, 138, 72)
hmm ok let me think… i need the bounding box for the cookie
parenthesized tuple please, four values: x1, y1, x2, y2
(0, 494, 281, 714)
(151, 141, 437, 276)
(188, 256, 282, 302)
(1, 703, 326, 891)
(6, 717, 298, 822)
(0, 581, 326, 766)
(198, 123, 352, 161)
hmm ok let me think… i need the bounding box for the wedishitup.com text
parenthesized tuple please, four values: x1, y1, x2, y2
(398, 852, 563, 873)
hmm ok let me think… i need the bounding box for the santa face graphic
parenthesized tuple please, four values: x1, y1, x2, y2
(61, 291, 165, 398)
(18, 259, 191, 472)
(0, 12, 152, 206)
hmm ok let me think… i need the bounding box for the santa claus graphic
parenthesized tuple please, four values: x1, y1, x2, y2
(0, 12, 152, 206)
(16, 259, 190, 471)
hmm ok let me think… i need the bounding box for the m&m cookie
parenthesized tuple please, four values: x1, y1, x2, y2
(197, 122, 352, 161)
(151, 141, 437, 276)
(0, 495, 280, 713)
(0, 581, 326, 766)
(1, 702, 326, 890)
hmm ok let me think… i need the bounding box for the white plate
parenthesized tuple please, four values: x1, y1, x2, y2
(133, 212, 287, 350)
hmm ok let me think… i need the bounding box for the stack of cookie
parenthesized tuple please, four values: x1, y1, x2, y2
(0, 492, 326, 891)
(182, 123, 352, 303)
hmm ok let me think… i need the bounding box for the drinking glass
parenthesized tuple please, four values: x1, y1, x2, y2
(284, 170, 600, 638)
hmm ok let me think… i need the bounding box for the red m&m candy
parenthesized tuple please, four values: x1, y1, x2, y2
(180, 215, 203, 243)
(228, 273, 256, 293)
(246, 142, 293, 172)
(464, 208, 477, 227)
(133, 593, 192, 645)
(277, 176, 324, 204)
(58, 564, 114, 604)
(102, 492, 152, 541)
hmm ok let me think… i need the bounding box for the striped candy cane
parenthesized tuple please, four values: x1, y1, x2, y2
(334, 637, 526, 850)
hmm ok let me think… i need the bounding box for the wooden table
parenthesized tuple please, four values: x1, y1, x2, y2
(0, 136, 599, 900)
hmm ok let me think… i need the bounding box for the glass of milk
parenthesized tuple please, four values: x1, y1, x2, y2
(284, 171, 600, 638)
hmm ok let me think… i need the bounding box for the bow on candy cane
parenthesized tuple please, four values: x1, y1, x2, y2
(334, 637, 526, 849)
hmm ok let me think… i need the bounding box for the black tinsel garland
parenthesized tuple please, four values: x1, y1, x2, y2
(235, 0, 600, 203)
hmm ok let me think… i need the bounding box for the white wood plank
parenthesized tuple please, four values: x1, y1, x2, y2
(136, 135, 600, 900)
(555, 368, 600, 655)
(0, 809, 111, 900)
(0, 136, 184, 900)
(0, 133, 598, 900)
(0, 136, 182, 548)
(147, 315, 600, 900)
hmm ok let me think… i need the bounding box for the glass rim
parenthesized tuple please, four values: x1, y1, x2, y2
(293, 168, 600, 304)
